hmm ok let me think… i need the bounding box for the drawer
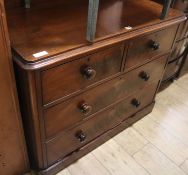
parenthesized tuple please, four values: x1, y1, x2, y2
(42, 44, 124, 104)
(163, 58, 182, 81)
(176, 20, 188, 40)
(44, 55, 167, 139)
(46, 81, 158, 166)
(125, 25, 178, 70)
(169, 39, 187, 62)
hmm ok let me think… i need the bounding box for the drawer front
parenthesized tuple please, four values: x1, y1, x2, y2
(42, 44, 124, 104)
(125, 25, 178, 70)
(46, 81, 158, 166)
(176, 20, 188, 40)
(44, 55, 167, 139)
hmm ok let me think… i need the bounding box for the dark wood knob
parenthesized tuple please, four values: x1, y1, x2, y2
(81, 66, 96, 80)
(131, 99, 141, 108)
(75, 130, 87, 143)
(78, 102, 92, 115)
(139, 71, 150, 81)
(150, 40, 160, 50)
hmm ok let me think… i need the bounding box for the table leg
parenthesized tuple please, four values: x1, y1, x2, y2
(87, 0, 100, 42)
(160, 0, 172, 19)
(24, 0, 30, 8)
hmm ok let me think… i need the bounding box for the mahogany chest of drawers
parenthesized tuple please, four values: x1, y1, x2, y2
(15, 25, 182, 175)
(4, 0, 185, 174)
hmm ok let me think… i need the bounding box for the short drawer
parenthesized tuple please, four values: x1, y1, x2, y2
(46, 81, 158, 166)
(44, 55, 167, 139)
(125, 25, 178, 70)
(42, 44, 124, 104)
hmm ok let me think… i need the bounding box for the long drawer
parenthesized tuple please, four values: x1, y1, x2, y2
(46, 81, 158, 166)
(44, 55, 167, 139)
(125, 25, 177, 70)
(42, 44, 124, 105)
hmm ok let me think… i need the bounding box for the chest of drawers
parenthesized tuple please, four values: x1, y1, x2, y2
(5, 0, 185, 174)
(14, 25, 181, 175)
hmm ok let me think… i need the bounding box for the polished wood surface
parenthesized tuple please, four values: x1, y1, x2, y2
(42, 44, 124, 104)
(41, 103, 155, 175)
(10, 1, 184, 174)
(14, 67, 47, 169)
(44, 56, 167, 139)
(0, 0, 29, 174)
(46, 81, 158, 166)
(125, 25, 177, 70)
(5, 0, 184, 62)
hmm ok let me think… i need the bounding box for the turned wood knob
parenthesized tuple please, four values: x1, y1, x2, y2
(81, 66, 96, 80)
(139, 71, 150, 81)
(78, 102, 92, 115)
(131, 99, 141, 108)
(150, 40, 160, 50)
(75, 130, 87, 143)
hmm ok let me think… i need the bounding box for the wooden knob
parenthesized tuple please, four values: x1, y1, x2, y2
(150, 40, 160, 50)
(81, 66, 96, 80)
(75, 130, 87, 143)
(78, 102, 92, 115)
(131, 99, 141, 108)
(139, 71, 150, 81)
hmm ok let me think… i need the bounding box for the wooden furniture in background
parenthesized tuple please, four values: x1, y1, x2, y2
(3, 0, 186, 175)
(176, 0, 188, 77)
(179, 44, 188, 76)
(155, 0, 188, 87)
(0, 0, 29, 174)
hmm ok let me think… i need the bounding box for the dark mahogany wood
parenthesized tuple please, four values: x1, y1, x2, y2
(5, 0, 184, 62)
(14, 67, 48, 169)
(40, 103, 155, 175)
(42, 44, 124, 104)
(46, 81, 158, 166)
(0, 0, 29, 174)
(44, 56, 167, 139)
(9, 1, 185, 174)
(125, 25, 178, 70)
